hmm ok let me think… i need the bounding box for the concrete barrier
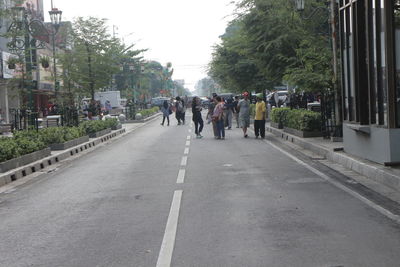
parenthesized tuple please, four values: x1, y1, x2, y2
(0, 148, 51, 173)
(49, 136, 90, 151)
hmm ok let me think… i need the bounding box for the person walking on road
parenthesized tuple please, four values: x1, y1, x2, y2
(207, 93, 218, 138)
(237, 92, 251, 138)
(233, 96, 240, 128)
(175, 96, 183, 125)
(161, 100, 171, 126)
(192, 96, 204, 138)
(180, 98, 186, 125)
(213, 96, 225, 140)
(254, 94, 266, 138)
(224, 96, 234, 130)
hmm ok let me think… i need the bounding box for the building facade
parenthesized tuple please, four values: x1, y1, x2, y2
(0, 0, 69, 123)
(339, 0, 400, 165)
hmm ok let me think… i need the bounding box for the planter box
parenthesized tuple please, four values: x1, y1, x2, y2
(0, 148, 51, 173)
(111, 124, 122, 130)
(283, 127, 322, 138)
(88, 128, 111, 138)
(270, 121, 283, 129)
(49, 136, 90, 151)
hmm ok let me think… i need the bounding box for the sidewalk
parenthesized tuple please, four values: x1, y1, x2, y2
(265, 122, 400, 203)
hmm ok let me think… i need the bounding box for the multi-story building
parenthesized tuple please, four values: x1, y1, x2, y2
(0, 0, 67, 123)
(339, 0, 400, 165)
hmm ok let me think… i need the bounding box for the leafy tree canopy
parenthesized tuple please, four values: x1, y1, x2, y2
(208, 0, 333, 94)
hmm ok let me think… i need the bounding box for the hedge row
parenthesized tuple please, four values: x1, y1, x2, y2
(0, 118, 119, 163)
(271, 108, 321, 132)
(79, 118, 118, 134)
(138, 107, 159, 118)
(0, 133, 47, 163)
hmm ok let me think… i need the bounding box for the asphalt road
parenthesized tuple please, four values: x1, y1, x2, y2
(1, 113, 400, 267)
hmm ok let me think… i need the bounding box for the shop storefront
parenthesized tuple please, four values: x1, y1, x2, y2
(339, 0, 400, 165)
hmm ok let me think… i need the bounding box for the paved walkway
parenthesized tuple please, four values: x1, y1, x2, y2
(265, 122, 400, 204)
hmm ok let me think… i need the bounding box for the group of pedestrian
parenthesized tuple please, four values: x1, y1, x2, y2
(160, 96, 187, 126)
(160, 92, 267, 140)
(204, 92, 266, 140)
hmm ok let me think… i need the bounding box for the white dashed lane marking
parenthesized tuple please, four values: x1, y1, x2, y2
(156, 190, 183, 267)
(180, 156, 188, 166)
(184, 147, 190, 155)
(176, 169, 186, 184)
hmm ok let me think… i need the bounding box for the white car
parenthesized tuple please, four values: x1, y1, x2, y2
(267, 91, 288, 106)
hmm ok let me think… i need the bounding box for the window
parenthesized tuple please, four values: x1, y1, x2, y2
(339, 0, 393, 126)
(394, 0, 400, 126)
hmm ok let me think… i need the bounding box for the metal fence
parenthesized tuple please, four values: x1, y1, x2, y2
(59, 107, 79, 127)
(320, 92, 343, 138)
(10, 109, 40, 131)
(9, 107, 79, 131)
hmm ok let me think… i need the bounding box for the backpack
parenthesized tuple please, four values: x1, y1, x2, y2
(177, 101, 183, 112)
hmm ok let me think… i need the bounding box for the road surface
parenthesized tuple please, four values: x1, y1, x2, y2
(1, 114, 400, 267)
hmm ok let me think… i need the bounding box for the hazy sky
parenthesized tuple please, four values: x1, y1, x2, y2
(42, 0, 236, 91)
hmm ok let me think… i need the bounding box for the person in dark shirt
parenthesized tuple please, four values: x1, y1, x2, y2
(192, 96, 204, 138)
(232, 96, 240, 128)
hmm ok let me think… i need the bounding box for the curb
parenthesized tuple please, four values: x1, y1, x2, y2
(266, 125, 400, 193)
(123, 112, 162, 124)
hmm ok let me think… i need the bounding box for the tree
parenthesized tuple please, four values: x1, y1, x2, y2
(209, 0, 333, 94)
(64, 17, 143, 100)
(209, 21, 267, 93)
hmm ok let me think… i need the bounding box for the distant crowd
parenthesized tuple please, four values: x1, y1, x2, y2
(160, 92, 267, 140)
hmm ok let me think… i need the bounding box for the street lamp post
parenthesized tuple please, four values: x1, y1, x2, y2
(10, 5, 33, 111)
(7, 4, 49, 128)
(48, 6, 62, 102)
(129, 64, 135, 103)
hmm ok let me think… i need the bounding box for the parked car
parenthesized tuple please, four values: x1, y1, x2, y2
(267, 91, 288, 106)
(151, 97, 170, 107)
(307, 102, 321, 112)
(218, 93, 234, 101)
(200, 97, 210, 108)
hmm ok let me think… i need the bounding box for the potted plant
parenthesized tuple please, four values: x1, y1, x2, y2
(40, 56, 50, 68)
(7, 57, 19, 69)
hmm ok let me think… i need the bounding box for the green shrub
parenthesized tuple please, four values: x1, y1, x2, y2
(80, 120, 103, 135)
(0, 138, 20, 162)
(14, 137, 46, 155)
(0, 130, 47, 163)
(270, 107, 290, 125)
(13, 129, 41, 141)
(285, 109, 321, 131)
(104, 118, 119, 128)
(39, 127, 85, 145)
(79, 120, 112, 135)
(137, 107, 159, 118)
